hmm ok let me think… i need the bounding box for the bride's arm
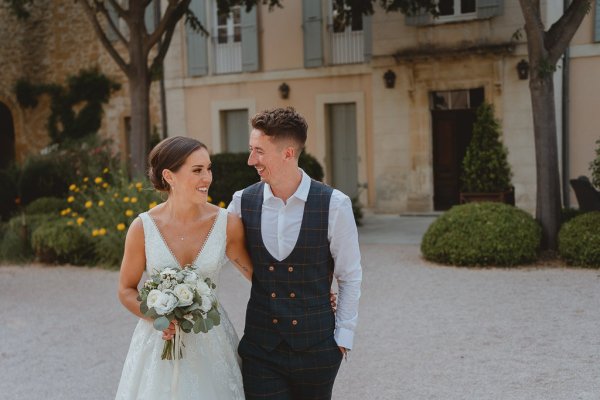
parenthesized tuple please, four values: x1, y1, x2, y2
(225, 213, 253, 281)
(118, 217, 150, 320)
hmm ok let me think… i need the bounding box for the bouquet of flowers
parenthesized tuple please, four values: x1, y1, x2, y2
(138, 265, 220, 360)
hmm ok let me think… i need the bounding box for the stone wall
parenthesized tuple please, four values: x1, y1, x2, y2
(0, 1, 162, 163)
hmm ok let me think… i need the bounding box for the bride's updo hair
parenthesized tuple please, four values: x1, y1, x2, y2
(148, 136, 207, 192)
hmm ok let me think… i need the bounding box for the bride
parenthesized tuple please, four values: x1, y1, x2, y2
(115, 136, 252, 400)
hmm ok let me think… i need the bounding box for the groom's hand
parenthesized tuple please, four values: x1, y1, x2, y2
(330, 291, 337, 312)
(339, 346, 347, 359)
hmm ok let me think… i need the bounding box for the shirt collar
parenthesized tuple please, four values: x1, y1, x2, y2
(263, 168, 311, 203)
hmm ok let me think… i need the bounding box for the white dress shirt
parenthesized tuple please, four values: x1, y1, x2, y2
(227, 169, 362, 349)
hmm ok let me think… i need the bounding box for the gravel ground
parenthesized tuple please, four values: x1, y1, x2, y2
(1, 216, 600, 400)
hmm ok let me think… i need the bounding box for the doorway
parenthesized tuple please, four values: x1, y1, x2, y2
(0, 102, 15, 169)
(327, 103, 358, 198)
(431, 88, 484, 210)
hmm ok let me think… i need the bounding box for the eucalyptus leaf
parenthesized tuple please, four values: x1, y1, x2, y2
(140, 302, 149, 315)
(207, 309, 220, 326)
(181, 320, 193, 332)
(205, 318, 214, 331)
(153, 316, 170, 331)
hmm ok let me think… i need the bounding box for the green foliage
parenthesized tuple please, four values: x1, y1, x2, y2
(421, 202, 541, 266)
(560, 207, 588, 226)
(14, 68, 120, 144)
(590, 139, 600, 189)
(209, 152, 324, 206)
(31, 221, 94, 265)
(25, 197, 65, 215)
(18, 156, 72, 205)
(461, 102, 513, 193)
(0, 167, 19, 220)
(0, 213, 58, 262)
(558, 212, 600, 267)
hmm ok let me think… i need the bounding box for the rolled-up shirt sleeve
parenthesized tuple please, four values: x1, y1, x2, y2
(227, 190, 243, 218)
(329, 192, 362, 350)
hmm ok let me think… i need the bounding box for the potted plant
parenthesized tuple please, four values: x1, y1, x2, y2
(459, 102, 514, 205)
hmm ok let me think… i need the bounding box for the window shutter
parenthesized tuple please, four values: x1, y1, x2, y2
(363, 14, 372, 62)
(302, 0, 323, 68)
(145, 0, 156, 34)
(595, 0, 600, 42)
(106, 2, 119, 41)
(477, 0, 503, 19)
(186, 0, 208, 77)
(241, 5, 259, 72)
(405, 8, 433, 26)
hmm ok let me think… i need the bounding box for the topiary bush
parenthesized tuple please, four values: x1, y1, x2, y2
(209, 151, 324, 206)
(421, 202, 541, 266)
(558, 212, 600, 267)
(31, 220, 94, 265)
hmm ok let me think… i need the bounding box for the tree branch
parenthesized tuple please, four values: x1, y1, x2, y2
(106, 0, 127, 20)
(78, 0, 130, 74)
(545, 0, 591, 63)
(518, 0, 546, 59)
(149, 1, 190, 73)
(146, 0, 190, 52)
(94, 0, 129, 47)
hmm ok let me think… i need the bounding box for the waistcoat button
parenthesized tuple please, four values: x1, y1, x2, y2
(271, 292, 276, 298)
(289, 292, 296, 298)
(268, 265, 275, 272)
(291, 319, 298, 326)
(288, 266, 294, 272)
(272, 318, 278, 324)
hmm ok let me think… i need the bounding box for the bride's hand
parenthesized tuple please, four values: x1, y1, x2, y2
(330, 291, 337, 312)
(162, 321, 176, 341)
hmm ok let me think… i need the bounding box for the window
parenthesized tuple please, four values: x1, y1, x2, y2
(221, 109, 249, 152)
(430, 88, 484, 110)
(214, 4, 242, 73)
(328, 0, 369, 65)
(438, 0, 476, 17)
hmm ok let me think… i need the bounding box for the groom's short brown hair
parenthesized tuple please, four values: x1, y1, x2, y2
(251, 107, 307, 155)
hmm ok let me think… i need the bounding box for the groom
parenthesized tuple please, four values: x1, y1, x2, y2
(227, 107, 362, 399)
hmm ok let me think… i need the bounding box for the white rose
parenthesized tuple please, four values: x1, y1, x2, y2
(160, 267, 177, 278)
(173, 284, 194, 307)
(146, 289, 162, 309)
(182, 270, 198, 285)
(200, 295, 213, 313)
(196, 280, 211, 296)
(154, 291, 178, 315)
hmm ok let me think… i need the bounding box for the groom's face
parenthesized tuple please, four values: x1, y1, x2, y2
(248, 129, 286, 186)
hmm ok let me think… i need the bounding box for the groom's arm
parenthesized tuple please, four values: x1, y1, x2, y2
(329, 192, 362, 352)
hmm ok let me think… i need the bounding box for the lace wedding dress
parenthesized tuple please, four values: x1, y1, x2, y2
(115, 208, 245, 400)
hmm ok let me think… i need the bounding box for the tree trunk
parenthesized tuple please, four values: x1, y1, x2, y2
(529, 73, 562, 250)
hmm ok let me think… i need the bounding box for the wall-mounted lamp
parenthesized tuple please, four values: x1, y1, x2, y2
(516, 59, 529, 80)
(383, 69, 396, 89)
(278, 82, 290, 99)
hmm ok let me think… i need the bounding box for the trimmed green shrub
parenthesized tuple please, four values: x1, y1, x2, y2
(421, 202, 541, 266)
(0, 213, 57, 262)
(25, 197, 65, 215)
(561, 207, 588, 226)
(18, 156, 72, 205)
(461, 102, 512, 192)
(590, 139, 600, 189)
(209, 152, 325, 206)
(31, 220, 94, 265)
(558, 212, 600, 267)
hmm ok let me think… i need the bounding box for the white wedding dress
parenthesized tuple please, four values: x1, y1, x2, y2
(115, 208, 245, 400)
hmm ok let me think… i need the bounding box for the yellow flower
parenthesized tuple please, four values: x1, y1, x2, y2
(71, 212, 78, 217)
(74, 188, 80, 193)
(76, 217, 85, 226)
(123, 197, 130, 203)
(117, 223, 126, 231)
(60, 208, 71, 216)
(102, 182, 109, 189)
(130, 197, 138, 203)
(92, 229, 99, 237)
(67, 220, 74, 226)
(69, 184, 77, 191)
(83, 177, 89, 183)
(67, 196, 75, 203)
(135, 182, 143, 189)
(103, 167, 109, 174)
(125, 209, 134, 217)
(98, 200, 105, 207)
(85, 200, 93, 208)
(207, 196, 212, 203)
(99, 228, 107, 236)
(218, 201, 226, 208)
(148, 201, 157, 209)
(113, 193, 119, 198)
(94, 177, 103, 184)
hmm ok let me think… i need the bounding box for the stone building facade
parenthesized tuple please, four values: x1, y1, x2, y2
(0, 0, 163, 165)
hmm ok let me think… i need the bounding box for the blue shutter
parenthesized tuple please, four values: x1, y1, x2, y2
(363, 14, 372, 62)
(477, 0, 503, 19)
(106, 2, 119, 41)
(186, 0, 208, 77)
(241, 5, 259, 72)
(302, 0, 323, 68)
(145, 0, 156, 34)
(405, 8, 432, 26)
(595, 0, 600, 42)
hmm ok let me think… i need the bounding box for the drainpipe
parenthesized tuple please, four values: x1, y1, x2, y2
(561, 0, 571, 208)
(156, 0, 168, 139)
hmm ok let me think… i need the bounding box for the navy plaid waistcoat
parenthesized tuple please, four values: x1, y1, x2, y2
(241, 180, 335, 351)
